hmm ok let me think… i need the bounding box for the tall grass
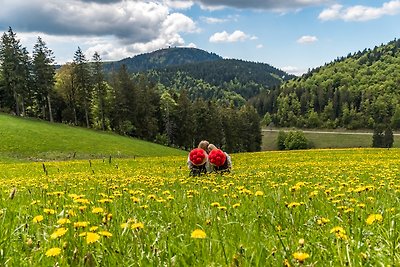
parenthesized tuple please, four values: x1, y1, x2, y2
(0, 148, 399, 266)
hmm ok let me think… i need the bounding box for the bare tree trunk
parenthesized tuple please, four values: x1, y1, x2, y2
(47, 94, 54, 122)
(12, 88, 20, 116)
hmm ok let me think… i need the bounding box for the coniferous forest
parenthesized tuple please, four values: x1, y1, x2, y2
(0, 28, 262, 153)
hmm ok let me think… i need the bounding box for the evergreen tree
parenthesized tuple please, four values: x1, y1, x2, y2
(32, 37, 56, 122)
(73, 47, 92, 127)
(175, 90, 194, 149)
(0, 27, 31, 116)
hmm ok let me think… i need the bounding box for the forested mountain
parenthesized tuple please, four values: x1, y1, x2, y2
(103, 48, 295, 105)
(251, 38, 400, 130)
(103, 47, 221, 73)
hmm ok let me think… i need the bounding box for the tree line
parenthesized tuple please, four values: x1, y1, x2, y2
(250, 38, 400, 134)
(0, 28, 262, 153)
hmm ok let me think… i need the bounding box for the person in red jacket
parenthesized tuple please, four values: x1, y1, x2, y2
(207, 144, 232, 173)
(187, 140, 210, 176)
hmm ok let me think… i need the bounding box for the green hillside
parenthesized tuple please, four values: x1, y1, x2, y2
(103, 47, 222, 73)
(0, 113, 186, 162)
(251, 38, 400, 130)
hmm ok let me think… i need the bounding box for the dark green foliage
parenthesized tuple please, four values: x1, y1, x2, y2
(372, 124, 394, 148)
(252, 38, 400, 130)
(283, 131, 309, 150)
(103, 47, 221, 73)
(277, 131, 287, 150)
(277, 130, 309, 150)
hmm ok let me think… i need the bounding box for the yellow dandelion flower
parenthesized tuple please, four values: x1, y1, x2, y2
(44, 208, 56, 215)
(139, 205, 149, 209)
(120, 223, 129, 229)
(255, 191, 264, 196)
(293, 252, 309, 263)
(74, 198, 90, 204)
(74, 221, 90, 228)
(233, 203, 241, 208)
(89, 226, 99, 232)
(57, 218, 71, 225)
(317, 217, 330, 225)
(211, 202, 220, 207)
(78, 206, 87, 212)
(92, 207, 104, 214)
(218, 206, 227, 211)
(50, 228, 68, 239)
(366, 214, 383, 225)
(131, 222, 144, 230)
(167, 195, 174, 200)
(86, 232, 100, 244)
(287, 202, 301, 208)
(99, 231, 113, 237)
(45, 247, 61, 257)
(68, 210, 76, 217)
(191, 229, 206, 239)
(98, 198, 113, 203)
(130, 197, 140, 203)
(33, 215, 44, 223)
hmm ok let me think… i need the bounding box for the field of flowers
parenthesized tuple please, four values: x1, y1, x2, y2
(0, 148, 399, 266)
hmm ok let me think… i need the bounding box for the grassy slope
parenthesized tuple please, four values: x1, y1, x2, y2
(0, 113, 186, 162)
(262, 129, 400, 150)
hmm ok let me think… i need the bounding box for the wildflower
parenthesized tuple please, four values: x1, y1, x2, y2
(45, 247, 61, 257)
(78, 206, 87, 212)
(191, 229, 206, 239)
(74, 198, 90, 204)
(130, 197, 140, 203)
(57, 218, 71, 225)
(330, 226, 348, 240)
(286, 202, 301, 208)
(98, 198, 113, 203)
(211, 202, 220, 207)
(92, 207, 104, 214)
(283, 258, 291, 267)
(44, 208, 56, 215)
(233, 203, 241, 208)
(86, 232, 100, 244)
(366, 214, 383, 225)
(317, 217, 330, 225)
(293, 252, 309, 263)
(50, 228, 68, 239)
(99, 231, 113, 237)
(33, 215, 44, 223)
(74, 221, 90, 228)
(89, 226, 99, 232)
(255, 191, 264, 196)
(218, 206, 227, 211)
(131, 222, 144, 230)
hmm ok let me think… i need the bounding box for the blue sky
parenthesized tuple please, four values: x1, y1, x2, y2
(1, 0, 399, 75)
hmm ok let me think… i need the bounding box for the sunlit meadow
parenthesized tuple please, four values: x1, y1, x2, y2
(0, 148, 399, 266)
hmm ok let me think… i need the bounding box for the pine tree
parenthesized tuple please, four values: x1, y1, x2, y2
(0, 27, 31, 116)
(73, 47, 92, 127)
(32, 37, 56, 122)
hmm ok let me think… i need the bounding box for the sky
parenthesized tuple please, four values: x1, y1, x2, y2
(1, 0, 400, 76)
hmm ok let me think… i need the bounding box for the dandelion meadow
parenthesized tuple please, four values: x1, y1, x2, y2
(1, 148, 399, 266)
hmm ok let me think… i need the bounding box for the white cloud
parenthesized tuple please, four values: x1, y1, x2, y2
(187, 42, 197, 48)
(319, 1, 400, 21)
(297, 35, 318, 44)
(209, 30, 255, 43)
(281, 66, 307, 76)
(162, 0, 194, 9)
(196, 0, 331, 11)
(256, 44, 264, 49)
(201, 16, 228, 24)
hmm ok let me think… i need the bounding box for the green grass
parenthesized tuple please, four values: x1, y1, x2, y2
(0, 149, 399, 265)
(0, 113, 186, 162)
(262, 129, 400, 150)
